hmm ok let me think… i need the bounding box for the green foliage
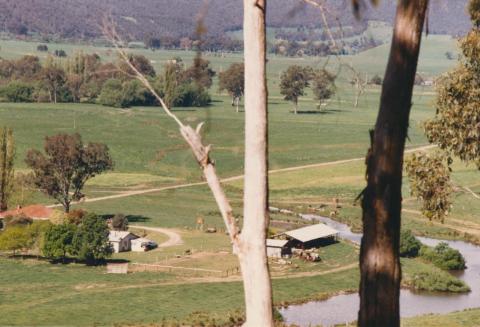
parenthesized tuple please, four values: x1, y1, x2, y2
(279, 65, 313, 113)
(174, 83, 211, 107)
(407, 270, 470, 293)
(36, 44, 48, 52)
(25, 133, 113, 212)
(0, 225, 33, 254)
(3, 213, 33, 227)
(369, 74, 383, 85)
(72, 213, 112, 264)
(0, 127, 15, 211)
(405, 152, 453, 222)
(112, 213, 128, 231)
(218, 63, 244, 109)
(400, 230, 422, 257)
(424, 11, 480, 169)
(97, 79, 129, 108)
(0, 81, 34, 102)
(43, 223, 77, 260)
(420, 242, 466, 270)
(311, 69, 336, 108)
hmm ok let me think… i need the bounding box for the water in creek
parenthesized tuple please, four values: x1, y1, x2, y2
(279, 215, 480, 327)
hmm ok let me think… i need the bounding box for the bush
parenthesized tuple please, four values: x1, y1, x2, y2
(174, 83, 211, 107)
(408, 270, 470, 293)
(400, 230, 422, 257)
(43, 223, 77, 261)
(37, 44, 49, 52)
(4, 213, 33, 227)
(0, 225, 33, 254)
(0, 81, 34, 102)
(54, 49, 67, 57)
(97, 79, 129, 108)
(420, 242, 466, 270)
(370, 74, 383, 85)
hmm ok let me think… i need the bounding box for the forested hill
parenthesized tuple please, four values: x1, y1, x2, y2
(0, 0, 471, 40)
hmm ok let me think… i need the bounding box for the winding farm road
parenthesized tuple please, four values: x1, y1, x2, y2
(47, 144, 436, 208)
(129, 225, 183, 247)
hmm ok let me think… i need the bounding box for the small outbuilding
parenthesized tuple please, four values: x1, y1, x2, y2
(109, 231, 139, 253)
(131, 238, 158, 252)
(282, 223, 338, 249)
(266, 239, 291, 258)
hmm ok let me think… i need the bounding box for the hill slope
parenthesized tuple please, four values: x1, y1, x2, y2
(0, 0, 471, 40)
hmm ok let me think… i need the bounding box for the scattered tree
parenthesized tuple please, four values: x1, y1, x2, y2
(25, 133, 113, 213)
(54, 49, 67, 58)
(218, 63, 245, 112)
(279, 65, 312, 114)
(39, 66, 67, 103)
(370, 74, 383, 85)
(0, 127, 15, 211)
(112, 213, 128, 231)
(311, 69, 335, 110)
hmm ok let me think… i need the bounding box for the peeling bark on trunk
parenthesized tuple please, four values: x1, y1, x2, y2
(240, 1, 274, 326)
(358, 1, 429, 326)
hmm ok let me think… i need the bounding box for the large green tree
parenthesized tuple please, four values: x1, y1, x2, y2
(25, 133, 113, 213)
(72, 213, 112, 265)
(424, 1, 480, 169)
(0, 127, 15, 211)
(279, 65, 312, 114)
(219, 63, 245, 112)
(311, 69, 336, 110)
(43, 223, 77, 262)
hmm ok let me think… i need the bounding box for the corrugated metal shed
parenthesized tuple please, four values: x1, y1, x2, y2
(284, 224, 338, 243)
(267, 239, 289, 248)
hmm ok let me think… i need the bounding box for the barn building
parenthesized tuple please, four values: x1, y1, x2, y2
(282, 223, 339, 249)
(266, 239, 291, 258)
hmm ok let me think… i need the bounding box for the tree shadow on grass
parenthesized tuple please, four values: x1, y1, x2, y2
(126, 215, 151, 223)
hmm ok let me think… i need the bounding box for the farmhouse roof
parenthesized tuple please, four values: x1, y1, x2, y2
(266, 239, 289, 248)
(0, 205, 53, 220)
(131, 237, 155, 244)
(108, 231, 138, 242)
(284, 224, 338, 243)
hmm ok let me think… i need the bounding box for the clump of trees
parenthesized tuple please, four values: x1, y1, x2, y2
(404, 152, 453, 222)
(279, 65, 335, 114)
(43, 212, 112, 264)
(0, 52, 215, 109)
(0, 219, 49, 256)
(407, 270, 470, 293)
(112, 213, 128, 231)
(25, 133, 113, 212)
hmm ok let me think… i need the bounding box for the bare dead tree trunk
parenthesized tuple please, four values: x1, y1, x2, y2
(359, 1, 429, 326)
(240, 1, 274, 326)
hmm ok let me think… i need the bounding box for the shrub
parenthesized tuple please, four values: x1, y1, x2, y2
(0, 225, 33, 255)
(400, 230, 422, 257)
(54, 49, 67, 57)
(420, 242, 466, 270)
(66, 209, 87, 225)
(0, 81, 34, 102)
(4, 213, 33, 227)
(37, 44, 49, 52)
(97, 79, 129, 108)
(174, 83, 211, 107)
(408, 270, 470, 293)
(370, 74, 383, 85)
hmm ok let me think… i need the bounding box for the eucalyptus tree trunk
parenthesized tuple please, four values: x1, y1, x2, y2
(240, 0, 274, 326)
(359, 1, 429, 326)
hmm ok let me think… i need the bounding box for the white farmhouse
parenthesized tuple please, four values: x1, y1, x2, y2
(108, 231, 139, 253)
(266, 239, 291, 258)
